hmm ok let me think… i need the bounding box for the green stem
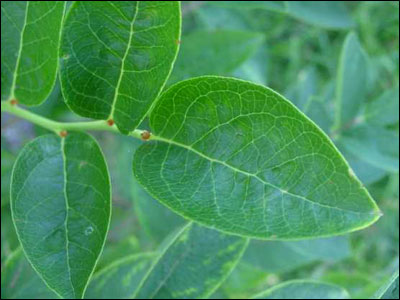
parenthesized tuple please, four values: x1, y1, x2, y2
(1, 100, 144, 140)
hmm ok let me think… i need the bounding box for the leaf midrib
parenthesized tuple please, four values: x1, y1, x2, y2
(152, 135, 377, 216)
(108, 1, 140, 120)
(61, 137, 76, 298)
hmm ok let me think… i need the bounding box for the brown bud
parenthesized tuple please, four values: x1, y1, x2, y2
(141, 130, 151, 141)
(10, 99, 18, 106)
(59, 130, 68, 138)
(107, 119, 114, 126)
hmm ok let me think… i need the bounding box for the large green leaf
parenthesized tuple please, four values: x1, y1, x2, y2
(1, 1, 66, 105)
(133, 76, 381, 239)
(334, 32, 368, 129)
(134, 223, 248, 299)
(11, 132, 111, 299)
(375, 270, 399, 299)
(60, 1, 181, 134)
(243, 236, 350, 273)
(1, 248, 59, 299)
(252, 280, 349, 299)
(168, 30, 265, 84)
(85, 253, 155, 299)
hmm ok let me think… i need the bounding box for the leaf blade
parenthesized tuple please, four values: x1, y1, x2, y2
(11, 132, 111, 299)
(133, 76, 381, 239)
(134, 223, 249, 299)
(1, 1, 66, 105)
(60, 1, 181, 133)
(252, 280, 349, 299)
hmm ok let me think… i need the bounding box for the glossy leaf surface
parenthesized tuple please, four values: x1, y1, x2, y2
(11, 132, 111, 299)
(1, 1, 65, 105)
(133, 76, 381, 239)
(60, 1, 181, 133)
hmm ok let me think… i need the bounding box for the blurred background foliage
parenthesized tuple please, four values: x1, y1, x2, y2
(1, 1, 399, 299)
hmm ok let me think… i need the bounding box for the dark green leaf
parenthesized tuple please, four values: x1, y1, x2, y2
(60, 1, 181, 133)
(252, 280, 349, 299)
(1, 248, 59, 299)
(85, 253, 155, 299)
(1, 1, 66, 105)
(334, 32, 368, 129)
(11, 132, 111, 299)
(134, 223, 248, 299)
(133, 76, 381, 239)
(168, 30, 265, 84)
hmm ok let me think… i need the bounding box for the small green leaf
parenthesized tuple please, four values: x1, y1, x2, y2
(252, 280, 350, 299)
(134, 223, 248, 299)
(11, 132, 111, 299)
(168, 30, 265, 84)
(364, 86, 399, 126)
(60, 1, 181, 134)
(1, 206, 19, 265)
(133, 76, 381, 239)
(85, 253, 155, 299)
(1, 1, 66, 105)
(335, 32, 368, 129)
(375, 270, 399, 299)
(339, 125, 399, 173)
(243, 236, 350, 273)
(1, 147, 16, 207)
(1, 248, 59, 299)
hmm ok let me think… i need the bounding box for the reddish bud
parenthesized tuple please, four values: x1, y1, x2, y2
(141, 130, 151, 141)
(10, 99, 18, 106)
(59, 130, 68, 138)
(107, 119, 114, 126)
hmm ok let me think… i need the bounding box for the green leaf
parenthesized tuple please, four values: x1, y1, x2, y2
(1, 147, 16, 207)
(134, 223, 248, 299)
(252, 280, 350, 299)
(1, 206, 19, 265)
(285, 67, 317, 110)
(133, 76, 381, 239)
(339, 125, 399, 173)
(364, 86, 399, 127)
(210, 1, 354, 29)
(1, 1, 66, 105)
(168, 30, 265, 84)
(60, 1, 181, 134)
(1, 248, 59, 299)
(133, 180, 185, 244)
(303, 97, 332, 134)
(85, 253, 155, 299)
(95, 236, 140, 271)
(243, 236, 350, 273)
(11, 132, 111, 299)
(285, 2, 354, 29)
(375, 270, 399, 299)
(335, 32, 368, 129)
